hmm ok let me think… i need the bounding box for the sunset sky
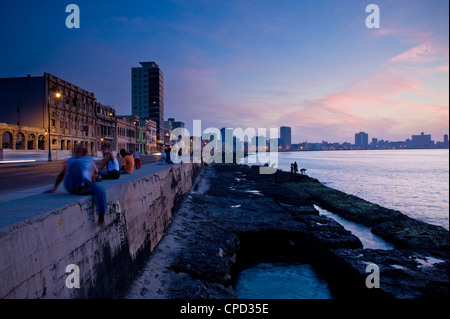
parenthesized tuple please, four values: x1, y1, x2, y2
(0, 0, 448, 143)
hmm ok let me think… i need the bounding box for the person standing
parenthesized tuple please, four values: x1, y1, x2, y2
(134, 148, 142, 170)
(293, 161, 298, 174)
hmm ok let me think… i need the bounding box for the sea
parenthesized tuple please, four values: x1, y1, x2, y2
(242, 149, 449, 230)
(235, 149, 449, 298)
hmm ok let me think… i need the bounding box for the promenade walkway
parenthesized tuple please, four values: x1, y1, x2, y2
(0, 161, 173, 230)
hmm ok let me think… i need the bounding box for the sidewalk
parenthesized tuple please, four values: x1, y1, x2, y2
(0, 161, 177, 230)
(0, 184, 55, 204)
(0, 154, 159, 168)
(0, 158, 165, 205)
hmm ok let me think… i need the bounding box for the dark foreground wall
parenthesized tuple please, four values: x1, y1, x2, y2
(0, 163, 202, 298)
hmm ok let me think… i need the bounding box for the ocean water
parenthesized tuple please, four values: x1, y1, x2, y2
(235, 149, 448, 299)
(233, 262, 333, 299)
(242, 149, 449, 230)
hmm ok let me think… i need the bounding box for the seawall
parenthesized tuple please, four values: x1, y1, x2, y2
(0, 162, 202, 299)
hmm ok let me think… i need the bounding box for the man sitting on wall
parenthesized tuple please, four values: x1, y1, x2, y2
(44, 145, 107, 224)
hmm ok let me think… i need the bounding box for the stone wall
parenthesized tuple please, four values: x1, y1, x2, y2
(0, 162, 202, 298)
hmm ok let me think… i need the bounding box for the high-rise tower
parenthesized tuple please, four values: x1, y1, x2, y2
(132, 62, 164, 147)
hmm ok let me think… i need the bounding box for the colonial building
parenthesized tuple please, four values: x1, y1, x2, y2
(95, 102, 117, 154)
(116, 115, 139, 154)
(0, 73, 98, 155)
(144, 118, 158, 154)
(0, 123, 46, 150)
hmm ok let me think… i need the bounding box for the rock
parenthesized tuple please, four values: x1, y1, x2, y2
(326, 248, 448, 299)
(126, 163, 448, 299)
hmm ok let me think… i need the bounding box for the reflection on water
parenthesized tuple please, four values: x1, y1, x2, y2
(234, 262, 333, 299)
(314, 205, 394, 250)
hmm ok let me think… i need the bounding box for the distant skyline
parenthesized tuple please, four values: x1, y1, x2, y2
(0, 0, 448, 144)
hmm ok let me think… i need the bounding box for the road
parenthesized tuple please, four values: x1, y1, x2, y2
(0, 155, 159, 195)
(0, 162, 65, 195)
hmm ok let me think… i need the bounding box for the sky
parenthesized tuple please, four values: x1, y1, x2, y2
(0, 0, 448, 144)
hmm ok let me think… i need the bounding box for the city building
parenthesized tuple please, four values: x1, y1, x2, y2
(131, 62, 165, 150)
(144, 119, 158, 154)
(0, 122, 46, 150)
(167, 117, 185, 130)
(116, 115, 139, 154)
(406, 132, 434, 149)
(436, 134, 449, 149)
(355, 132, 369, 148)
(280, 126, 291, 150)
(0, 73, 97, 156)
(95, 102, 117, 154)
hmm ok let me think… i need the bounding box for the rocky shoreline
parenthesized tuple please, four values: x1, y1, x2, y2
(126, 164, 449, 299)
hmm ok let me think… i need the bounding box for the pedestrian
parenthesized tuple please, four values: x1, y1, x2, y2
(44, 146, 107, 224)
(97, 145, 121, 180)
(119, 149, 134, 174)
(134, 148, 142, 170)
(290, 163, 294, 174)
(293, 161, 298, 174)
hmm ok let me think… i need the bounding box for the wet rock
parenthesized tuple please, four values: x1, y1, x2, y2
(326, 248, 448, 299)
(282, 174, 449, 259)
(126, 164, 448, 299)
(372, 219, 449, 258)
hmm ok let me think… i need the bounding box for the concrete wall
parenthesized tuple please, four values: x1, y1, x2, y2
(0, 162, 202, 298)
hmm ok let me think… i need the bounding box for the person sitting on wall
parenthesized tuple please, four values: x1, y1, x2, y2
(156, 148, 174, 165)
(44, 145, 106, 224)
(119, 149, 134, 174)
(97, 145, 120, 180)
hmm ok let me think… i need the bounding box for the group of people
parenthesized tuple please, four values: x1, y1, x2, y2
(290, 161, 307, 175)
(290, 161, 299, 174)
(44, 143, 182, 225)
(97, 146, 140, 180)
(44, 145, 142, 224)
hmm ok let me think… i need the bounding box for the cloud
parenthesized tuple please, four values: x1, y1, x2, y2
(273, 68, 449, 142)
(373, 28, 433, 44)
(386, 41, 438, 64)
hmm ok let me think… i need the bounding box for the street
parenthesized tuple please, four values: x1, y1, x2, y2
(0, 155, 160, 195)
(0, 162, 65, 195)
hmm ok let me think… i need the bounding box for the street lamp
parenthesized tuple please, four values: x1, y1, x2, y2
(48, 87, 62, 162)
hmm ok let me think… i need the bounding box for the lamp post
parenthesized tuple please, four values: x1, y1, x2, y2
(48, 85, 61, 162)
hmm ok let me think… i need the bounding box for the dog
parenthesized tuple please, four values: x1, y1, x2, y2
(300, 168, 307, 175)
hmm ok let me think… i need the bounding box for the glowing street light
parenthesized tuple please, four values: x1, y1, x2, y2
(48, 89, 62, 162)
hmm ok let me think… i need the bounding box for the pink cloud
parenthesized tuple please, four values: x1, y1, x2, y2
(273, 69, 449, 142)
(373, 28, 433, 44)
(386, 41, 438, 64)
